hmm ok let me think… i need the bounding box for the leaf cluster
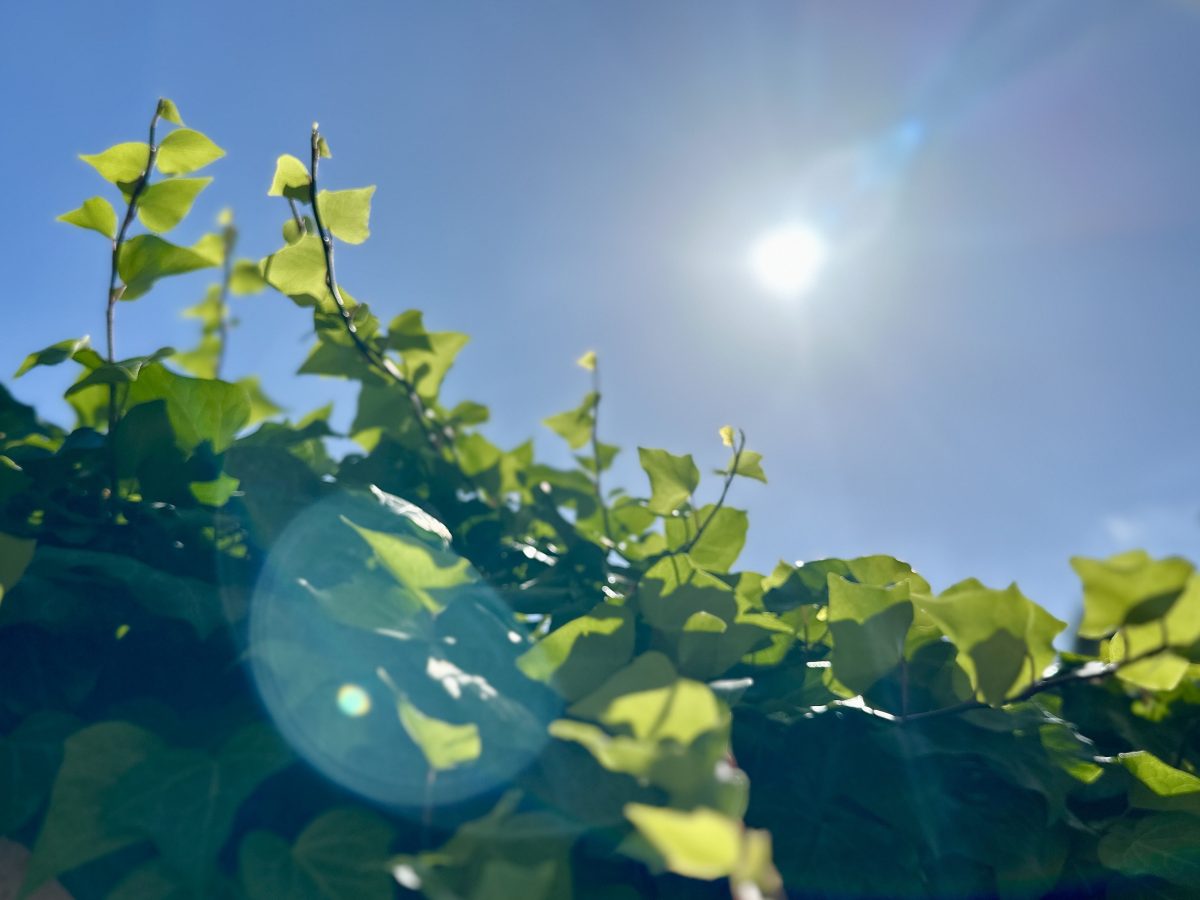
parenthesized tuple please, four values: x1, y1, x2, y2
(1, 101, 1199, 900)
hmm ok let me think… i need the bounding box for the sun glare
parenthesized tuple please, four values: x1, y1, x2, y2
(748, 223, 829, 298)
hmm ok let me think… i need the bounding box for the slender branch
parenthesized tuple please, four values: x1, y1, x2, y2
(588, 365, 615, 551)
(106, 99, 164, 431)
(286, 196, 308, 236)
(307, 124, 445, 453)
(215, 220, 235, 381)
(683, 429, 745, 555)
(896, 644, 1175, 725)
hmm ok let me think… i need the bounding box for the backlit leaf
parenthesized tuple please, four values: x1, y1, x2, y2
(316, 187, 375, 244)
(267, 154, 311, 201)
(638, 447, 700, 515)
(397, 697, 481, 771)
(80, 142, 149, 185)
(56, 197, 117, 239)
(156, 128, 225, 176)
(137, 177, 211, 233)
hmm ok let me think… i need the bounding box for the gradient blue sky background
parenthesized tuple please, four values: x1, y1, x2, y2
(4, 1, 1199, 621)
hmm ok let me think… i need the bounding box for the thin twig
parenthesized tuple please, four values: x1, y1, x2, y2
(588, 365, 614, 549)
(286, 196, 308, 236)
(896, 644, 1174, 725)
(106, 99, 164, 431)
(683, 429, 745, 555)
(215, 219, 235, 381)
(307, 124, 445, 453)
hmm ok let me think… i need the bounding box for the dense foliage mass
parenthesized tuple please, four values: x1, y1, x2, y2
(2, 100, 1199, 900)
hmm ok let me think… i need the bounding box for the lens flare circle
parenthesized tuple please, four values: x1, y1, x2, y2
(748, 223, 829, 298)
(247, 489, 558, 812)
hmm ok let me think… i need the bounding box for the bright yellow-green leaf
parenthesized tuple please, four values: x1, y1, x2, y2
(827, 575, 914, 695)
(724, 450, 767, 484)
(623, 804, 742, 880)
(577, 350, 597, 371)
(80, 142, 149, 185)
(516, 604, 633, 695)
(342, 517, 476, 613)
(14, 336, 90, 378)
(157, 97, 184, 125)
(387, 310, 469, 401)
(1073, 551, 1194, 639)
(316, 186, 375, 244)
(136, 177, 211, 233)
(190, 473, 240, 507)
(397, 696, 481, 771)
(638, 447, 700, 515)
(267, 154, 310, 200)
(1121, 751, 1200, 814)
(57, 197, 117, 239)
(118, 234, 221, 300)
(230, 259, 268, 295)
(260, 235, 331, 308)
(543, 392, 597, 450)
(719, 425, 734, 447)
(155, 128, 225, 176)
(920, 582, 1065, 705)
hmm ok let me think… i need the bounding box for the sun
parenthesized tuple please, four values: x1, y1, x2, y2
(748, 223, 829, 298)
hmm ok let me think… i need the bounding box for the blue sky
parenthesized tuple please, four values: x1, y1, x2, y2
(4, 1, 1200, 620)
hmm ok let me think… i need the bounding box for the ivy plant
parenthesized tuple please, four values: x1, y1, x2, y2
(1, 99, 1199, 900)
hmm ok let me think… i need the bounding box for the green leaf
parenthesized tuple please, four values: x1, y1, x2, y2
(722, 450, 767, 483)
(190, 472, 240, 506)
(316, 187, 375, 245)
(24, 722, 163, 894)
(64, 347, 174, 397)
(516, 603, 635, 701)
(239, 808, 396, 900)
(230, 259, 268, 295)
(1072, 551, 1194, 639)
(0, 533, 35, 604)
(238, 376, 285, 425)
(13, 337, 90, 378)
(543, 393, 596, 450)
(261, 235, 331, 308)
(136, 177, 211, 233)
(118, 234, 221, 300)
(267, 154, 311, 201)
(56, 196, 117, 239)
(397, 696, 482, 771)
(638, 447, 700, 515)
(1107, 573, 1200, 691)
(623, 804, 742, 880)
(342, 516, 476, 613)
(0, 712, 78, 836)
(919, 581, 1066, 705)
(1098, 813, 1200, 887)
(158, 97, 184, 125)
(686, 506, 748, 573)
(155, 128, 225, 176)
(574, 653, 725, 744)
(126, 365, 251, 452)
(80, 142, 149, 185)
(386, 311, 469, 401)
(1121, 751, 1200, 814)
(105, 724, 292, 885)
(826, 575, 914, 695)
